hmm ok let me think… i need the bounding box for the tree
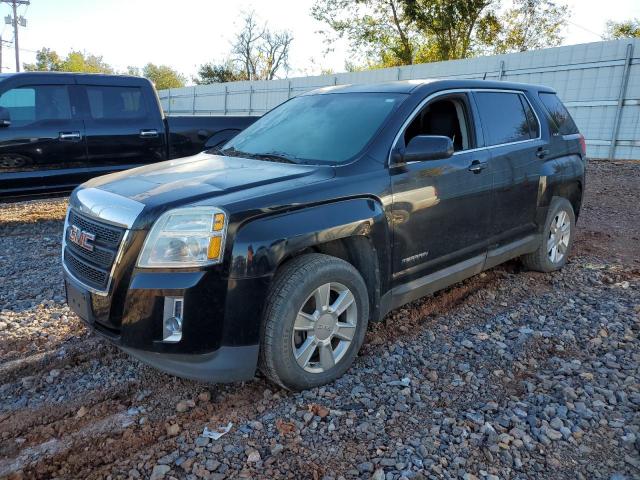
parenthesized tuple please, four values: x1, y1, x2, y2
(23, 47, 62, 71)
(231, 11, 293, 80)
(24, 48, 113, 73)
(193, 61, 244, 84)
(312, 0, 499, 67)
(63, 50, 114, 74)
(605, 18, 640, 39)
(125, 66, 141, 77)
(403, 0, 499, 60)
(488, 0, 569, 54)
(311, 0, 420, 67)
(142, 63, 186, 90)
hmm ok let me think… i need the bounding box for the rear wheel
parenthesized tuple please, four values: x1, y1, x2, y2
(259, 254, 369, 391)
(522, 197, 575, 272)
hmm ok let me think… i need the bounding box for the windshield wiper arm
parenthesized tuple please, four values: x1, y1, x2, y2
(252, 151, 299, 164)
(219, 147, 298, 164)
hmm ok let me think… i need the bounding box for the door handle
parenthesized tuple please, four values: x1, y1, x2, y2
(536, 148, 549, 159)
(59, 131, 81, 141)
(468, 160, 487, 174)
(140, 129, 159, 138)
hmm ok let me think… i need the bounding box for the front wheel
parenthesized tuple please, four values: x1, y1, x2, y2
(259, 254, 369, 391)
(522, 197, 576, 272)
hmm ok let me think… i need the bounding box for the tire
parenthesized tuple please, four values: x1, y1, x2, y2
(259, 253, 369, 391)
(522, 197, 575, 272)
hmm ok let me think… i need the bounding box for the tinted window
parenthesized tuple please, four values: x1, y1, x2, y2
(404, 96, 473, 152)
(520, 95, 540, 138)
(475, 92, 533, 146)
(224, 92, 405, 164)
(538, 92, 578, 135)
(86, 86, 146, 120)
(0, 85, 71, 127)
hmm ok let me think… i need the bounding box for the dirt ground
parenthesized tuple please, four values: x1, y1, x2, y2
(0, 159, 638, 480)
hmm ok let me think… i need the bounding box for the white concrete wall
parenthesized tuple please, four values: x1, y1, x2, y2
(158, 39, 640, 160)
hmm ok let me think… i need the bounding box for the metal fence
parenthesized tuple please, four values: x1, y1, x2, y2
(159, 39, 640, 160)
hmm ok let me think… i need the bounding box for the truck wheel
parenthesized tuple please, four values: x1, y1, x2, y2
(259, 253, 369, 391)
(522, 197, 575, 272)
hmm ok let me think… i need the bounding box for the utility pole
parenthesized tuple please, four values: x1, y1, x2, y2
(2, 0, 29, 72)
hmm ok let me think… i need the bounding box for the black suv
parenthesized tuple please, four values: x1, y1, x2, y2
(62, 79, 586, 391)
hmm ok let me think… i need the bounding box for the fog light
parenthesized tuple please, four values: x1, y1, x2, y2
(163, 297, 183, 343)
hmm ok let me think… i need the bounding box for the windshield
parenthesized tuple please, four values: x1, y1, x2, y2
(222, 92, 406, 164)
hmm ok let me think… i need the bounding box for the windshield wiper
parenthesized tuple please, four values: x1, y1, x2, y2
(219, 147, 299, 164)
(253, 151, 300, 164)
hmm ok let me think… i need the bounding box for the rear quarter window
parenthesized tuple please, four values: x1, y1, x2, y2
(538, 92, 579, 135)
(474, 91, 538, 146)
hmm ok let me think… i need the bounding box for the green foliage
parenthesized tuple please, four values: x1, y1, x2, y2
(125, 66, 141, 77)
(24, 48, 113, 73)
(312, 0, 571, 68)
(312, 0, 419, 67)
(606, 18, 640, 39)
(142, 63, 186, 90)
(403, 0, 499, 60)
(193, 61, 246, 85)
(488, 0, 569, 54)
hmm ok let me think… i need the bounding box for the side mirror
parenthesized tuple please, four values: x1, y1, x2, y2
(0, 106, 10, 127)
(403, 135, 453, 163)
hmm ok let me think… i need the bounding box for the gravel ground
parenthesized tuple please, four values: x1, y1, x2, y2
(0, 160, 638, 480)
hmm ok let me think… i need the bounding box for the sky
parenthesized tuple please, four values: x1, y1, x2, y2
(2, 0, 639, 82)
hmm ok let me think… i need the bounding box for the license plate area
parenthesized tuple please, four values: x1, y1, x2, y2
(65, 278, 92, 323)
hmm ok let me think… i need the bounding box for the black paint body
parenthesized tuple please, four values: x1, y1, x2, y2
(0, 72, 256, 197)
(63, 79, 586, 382)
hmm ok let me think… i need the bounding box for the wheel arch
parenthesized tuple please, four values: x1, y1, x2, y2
(229, 198, 391, 322)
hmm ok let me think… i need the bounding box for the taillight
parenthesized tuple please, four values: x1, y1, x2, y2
(578, 134, 586, 156)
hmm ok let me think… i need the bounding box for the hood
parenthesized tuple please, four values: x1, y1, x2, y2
(82, 152, 333, 211)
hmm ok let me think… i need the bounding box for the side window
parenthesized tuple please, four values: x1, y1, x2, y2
(474, 92, 534, 146)
(0, 85, 71, 127)
(538, 92, 578, 135)
(403, 96, 473, 152)
(86, 86, 146, 120)
(520, 95, 540, 138)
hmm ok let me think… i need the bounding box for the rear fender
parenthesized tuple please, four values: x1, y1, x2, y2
(536, 154, 585, 225)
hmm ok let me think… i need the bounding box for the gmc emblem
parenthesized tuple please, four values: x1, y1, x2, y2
(69, 225, 95, 252)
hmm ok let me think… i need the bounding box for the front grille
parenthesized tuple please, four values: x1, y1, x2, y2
(68, 210, 124, 247)
(63, 210, 127, 291)
(64, 249, 110, 290)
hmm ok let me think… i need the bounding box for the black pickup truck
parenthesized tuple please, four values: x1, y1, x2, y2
(62, 79, 586, 391)
(0, 72, 256, 197)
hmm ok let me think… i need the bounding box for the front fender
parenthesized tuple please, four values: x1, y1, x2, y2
(229, 198, 390, 281)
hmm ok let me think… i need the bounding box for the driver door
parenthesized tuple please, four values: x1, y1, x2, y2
(389, 91, 493, 287)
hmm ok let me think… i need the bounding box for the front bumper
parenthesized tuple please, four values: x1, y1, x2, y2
(65, 269, 269, 383)
(121, 345, 259, 383)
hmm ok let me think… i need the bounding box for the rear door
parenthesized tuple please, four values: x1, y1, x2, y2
(473, 90, 545, 245)
(0, 77, 87, 195)
(78, 79, 165, 176)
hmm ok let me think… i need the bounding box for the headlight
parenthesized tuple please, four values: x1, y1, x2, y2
(137, 207, 228, 268)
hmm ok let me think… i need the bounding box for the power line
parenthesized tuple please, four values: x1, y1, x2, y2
(567, 20, 606, 40)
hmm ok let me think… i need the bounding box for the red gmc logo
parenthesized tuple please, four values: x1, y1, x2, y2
(69, 225, 95, 252)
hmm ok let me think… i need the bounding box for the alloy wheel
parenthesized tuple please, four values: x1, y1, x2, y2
(291, 282, 358, 373)
(547, 209, 571, 263)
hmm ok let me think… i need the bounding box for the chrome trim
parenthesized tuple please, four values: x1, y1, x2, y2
(71, 187, 144, 229)
(63, 188, 142, 296)
(388, 88, 543, 166)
